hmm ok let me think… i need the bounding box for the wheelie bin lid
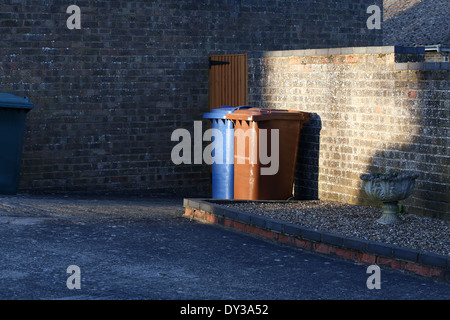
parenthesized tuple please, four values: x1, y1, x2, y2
(226, 108, 310, 122)
(203, 105, 255, 120)
(0, 93, 34, 111)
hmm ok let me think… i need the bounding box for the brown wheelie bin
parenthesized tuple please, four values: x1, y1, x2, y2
(226, 108, 311, 200)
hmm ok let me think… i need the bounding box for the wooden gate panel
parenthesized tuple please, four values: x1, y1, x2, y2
(209, 53, 248, 110)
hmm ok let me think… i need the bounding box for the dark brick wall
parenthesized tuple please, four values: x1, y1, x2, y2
(0, 0, 382, 196)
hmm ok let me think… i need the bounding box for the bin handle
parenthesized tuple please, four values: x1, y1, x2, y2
(232, 105, 256, 112)
(210, 105, 256, 112)
(209, 105, 233, 112)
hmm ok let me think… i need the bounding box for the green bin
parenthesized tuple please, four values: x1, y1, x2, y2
(0, 94, 34, 194)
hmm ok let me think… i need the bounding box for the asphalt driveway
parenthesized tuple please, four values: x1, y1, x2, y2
(0, 194, 448, 303)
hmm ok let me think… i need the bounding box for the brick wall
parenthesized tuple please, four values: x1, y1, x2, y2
(248, 46, 449, 220)
(0, 0, 382, 196)
(425, 52, 449, 63)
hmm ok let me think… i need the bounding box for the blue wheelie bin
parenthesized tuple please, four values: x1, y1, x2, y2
(203, 106, 253, 199)
(0, 94, 34, 194)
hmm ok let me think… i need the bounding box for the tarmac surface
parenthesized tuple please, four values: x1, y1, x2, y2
(0, 194, 449, 302)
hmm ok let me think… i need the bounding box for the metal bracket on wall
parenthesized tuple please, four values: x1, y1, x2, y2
(209, 57, 230, 69)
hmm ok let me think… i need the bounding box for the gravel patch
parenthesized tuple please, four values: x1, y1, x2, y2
(223, 200, 450, 257)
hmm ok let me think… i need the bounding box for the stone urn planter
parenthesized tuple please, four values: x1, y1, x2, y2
(360, 172, 419, 224)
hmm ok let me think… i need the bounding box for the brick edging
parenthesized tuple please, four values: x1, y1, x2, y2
(183, 199, 450, 283)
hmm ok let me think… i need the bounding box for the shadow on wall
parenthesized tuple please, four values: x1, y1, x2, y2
(357, 68, 449, 221)
(293, 113, 322, 200)
(349, 0, 450, 220)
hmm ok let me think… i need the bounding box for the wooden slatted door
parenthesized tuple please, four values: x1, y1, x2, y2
(209, 53, 248, 110)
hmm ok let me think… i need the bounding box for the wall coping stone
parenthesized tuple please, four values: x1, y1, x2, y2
(248, 46, 426, 58)
(248, 46, 449, 70)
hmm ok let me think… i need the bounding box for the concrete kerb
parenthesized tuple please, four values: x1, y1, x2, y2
(183, 198, 450, 282)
